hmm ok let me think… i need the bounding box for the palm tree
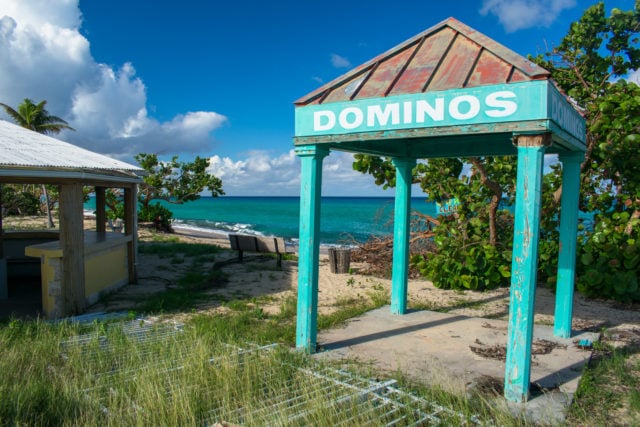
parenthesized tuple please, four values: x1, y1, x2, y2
(0, 98, 75, 227)
(0, 98, 74, 134)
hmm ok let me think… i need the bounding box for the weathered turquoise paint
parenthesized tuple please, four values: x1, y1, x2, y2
(390, 158, 415, 315)
(436, 198, 460, 216)
(505, 140, 546, 402)
(295, 145, 328, 353)
(295, 81, 585, 143)
(554, 152, 584, 338)
(547, 84, 586, 143)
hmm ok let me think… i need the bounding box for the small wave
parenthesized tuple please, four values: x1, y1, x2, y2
(172, 219, 265, 237)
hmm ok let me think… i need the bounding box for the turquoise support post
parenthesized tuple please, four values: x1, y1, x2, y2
(505, 136, 546, 402)
(295, 145, 328, 353)
(554, 152, 584, 338)
(390, 157, 415, 315)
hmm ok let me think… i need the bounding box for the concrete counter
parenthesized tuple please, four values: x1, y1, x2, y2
(26, 231, 132, 317)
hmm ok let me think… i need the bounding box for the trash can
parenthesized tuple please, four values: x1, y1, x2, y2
(328, 248, 351, 274)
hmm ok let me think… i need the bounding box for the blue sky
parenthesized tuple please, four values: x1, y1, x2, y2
(0, 0, 638, 196)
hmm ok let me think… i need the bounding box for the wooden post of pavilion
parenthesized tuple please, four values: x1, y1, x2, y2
(59, 183, 86, 316)
(295, 145, 328, 352)
(390, 157, 415, 315)
(124, 185, 138, 283)
(553, 152, 584, 338)
(0, 184, 6, 300)
(504, 134, 549, 402)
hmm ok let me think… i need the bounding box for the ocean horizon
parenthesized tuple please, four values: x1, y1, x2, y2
(85, 196, 439, 245)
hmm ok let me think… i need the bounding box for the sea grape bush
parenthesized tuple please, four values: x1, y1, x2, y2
(531, 2, 640, 302)
(577, 212, 640, 302)
(411, 211, 513, 291)
(139, 202, 174, 231)
(1, 185, 40, 216)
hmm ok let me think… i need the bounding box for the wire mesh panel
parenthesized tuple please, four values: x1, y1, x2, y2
(59, 321, 478, 426)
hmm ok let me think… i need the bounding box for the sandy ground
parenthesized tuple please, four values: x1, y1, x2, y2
(83, 223, 640, 338)
(4, 215, 638, 334)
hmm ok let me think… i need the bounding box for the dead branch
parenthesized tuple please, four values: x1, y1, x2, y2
(350, 212, 439, 278)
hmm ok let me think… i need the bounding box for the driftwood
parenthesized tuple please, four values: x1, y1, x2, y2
(469, 338, 567, 362)
(349, 212, 439, 278)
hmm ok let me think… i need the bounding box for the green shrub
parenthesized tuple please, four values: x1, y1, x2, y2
(139, 202, 173, 231)
(537, 230, 560, 288)
(412, 212, 512, 290)
(577, 211, 640, 302)
(2, 186, 39, 216)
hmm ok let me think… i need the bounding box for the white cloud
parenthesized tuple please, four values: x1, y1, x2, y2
(480, 0, 576, 33)
(1, 0, 82, 29)
(331, 53, 352, 68)
(0, 0, 226, 161)
(207, 150, 392, 196)
(628, 69, 640, 85)
(207, 150, 298, 196)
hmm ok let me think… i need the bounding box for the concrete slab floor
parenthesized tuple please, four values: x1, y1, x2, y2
(314, 306, 599, 425)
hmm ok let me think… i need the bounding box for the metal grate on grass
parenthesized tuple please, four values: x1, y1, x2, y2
(205, 349, 478, 426)
(59, 321, 478, 426)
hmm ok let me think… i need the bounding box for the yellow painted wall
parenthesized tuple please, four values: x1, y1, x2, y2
(26, 233, 131, 317)
(39, 256, 60, 317)
(85, 245, 128, 300)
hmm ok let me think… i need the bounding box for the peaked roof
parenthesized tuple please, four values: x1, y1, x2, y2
(295, 17, 550, 106)
(0, 120, 143, 183)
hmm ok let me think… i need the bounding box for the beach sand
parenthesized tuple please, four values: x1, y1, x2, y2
(120, 223, 640, 333)
(3, 215, 638, 332)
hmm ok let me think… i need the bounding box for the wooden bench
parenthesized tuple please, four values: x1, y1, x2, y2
(228, 234, 289, 269)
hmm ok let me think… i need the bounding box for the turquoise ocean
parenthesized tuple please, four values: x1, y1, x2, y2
(85, 196, 439, 246)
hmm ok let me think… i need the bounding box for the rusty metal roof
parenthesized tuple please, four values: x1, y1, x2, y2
(295, 17, 550, 106)
(0, 120, 142, 171)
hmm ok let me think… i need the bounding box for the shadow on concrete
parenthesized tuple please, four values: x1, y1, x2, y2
(320, 313, 467, 350)
(408, 288, 511, 318)
(532, 357, 589, 390)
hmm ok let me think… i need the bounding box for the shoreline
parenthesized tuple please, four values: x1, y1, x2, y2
(169, 224, 343, 255)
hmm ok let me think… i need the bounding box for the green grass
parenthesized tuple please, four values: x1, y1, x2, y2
(2, 239, 637, 425)
(0, 306, 513, 426)
(139, 242, 225, 313)
(567, 342, 640, 425)
(141, 270, 227, 313)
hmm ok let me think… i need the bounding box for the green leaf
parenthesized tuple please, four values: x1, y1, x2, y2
(581, 252, 594, 265)
(624, 133, 640, 143)
(499, 265, 511, 278)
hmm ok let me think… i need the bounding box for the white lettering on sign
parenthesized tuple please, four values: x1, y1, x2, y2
(312, 91, 518, 132)
(338, 107, 363, 129)
(485, 91, 517, 117)
(416, 98, 444, 123)
(551, 94, 585, 140)
(449, 95, 480, 120)
(403, 101, 412, 124)
(313, 111, 335, 131)
(367, 103, 400, 126)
